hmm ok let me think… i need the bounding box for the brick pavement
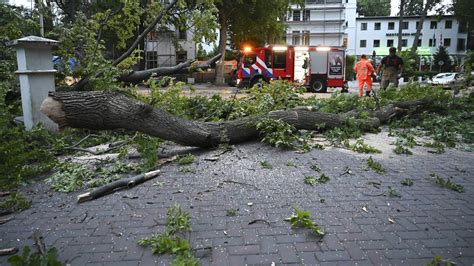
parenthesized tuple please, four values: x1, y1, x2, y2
(1, 131, 473, 265)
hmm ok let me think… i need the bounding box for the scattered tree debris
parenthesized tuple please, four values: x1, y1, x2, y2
(138, 204, 199, 265)
(339, 167, 353, 176)
(0, 216, 13, 225)
(387, 186, 402, 198)
(226, 208, 238, 217)
(260, 161, 273, 169)
(366, 157, 385, 174)
(248, 219, 271, 226)
(177, 153, 196, 165)
(77, 169, 160, 203)
(0, 247, 18, 256)
(285, 207, 325, 237)
(220, 180, 260, 190)
(400, 178, 414, 186)
(431, 173, 465, 193)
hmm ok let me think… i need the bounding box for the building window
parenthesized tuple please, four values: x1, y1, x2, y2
(303, 10, 310, 21)
(373, 39, 380, 47)
(293, 10, 300, 21)
(401, 39, 408, 47)
(273, 51, 287, 68)
(176, 51, 187, 64)
(418, 39, 422, 46)
(387, 39, 394, 47)
(388, 22, 395, 30)
(445, 20, 452, 29)
(459, 21, 468, 33)
(429, 38, 437, 47)
(444, 38, 451, 47)
(292, 31, 300, 45)
(146, 51, 158, 69)
(430, 21, 437, 29)
(416, 21, 423, 29)
(402, 21, 409, 30)
(360, 40, 367, 48)
(178, 29, 187, 40)
(361, 23, 367, 31)
(302, 31, 310, 45)
(457, 38, 466, 51)
(374, 22, 381, 30)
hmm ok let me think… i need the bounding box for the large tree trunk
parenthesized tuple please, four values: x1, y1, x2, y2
(40, 91, 431, 148)
(215, 12, 228, 86)
(397, 0, 406, 52)
(411, 0, 433, 54)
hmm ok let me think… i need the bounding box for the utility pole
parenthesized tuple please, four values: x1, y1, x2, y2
(397, 0, 405, 52)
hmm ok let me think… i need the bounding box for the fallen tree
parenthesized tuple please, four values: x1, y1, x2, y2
(40, 90, 432, 148)
(117, 53, 221, 84)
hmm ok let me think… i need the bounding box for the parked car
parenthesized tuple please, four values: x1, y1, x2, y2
(430, 73, 464, 88)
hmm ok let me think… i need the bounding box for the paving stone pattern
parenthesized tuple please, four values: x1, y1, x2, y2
(1, 134, 473, 265)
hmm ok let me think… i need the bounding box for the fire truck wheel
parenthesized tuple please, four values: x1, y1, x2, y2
(309, 79, 327, 93)
(250, 77, 265, 89)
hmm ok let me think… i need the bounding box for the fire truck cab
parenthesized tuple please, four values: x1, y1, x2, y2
(236, 45, 346, 93)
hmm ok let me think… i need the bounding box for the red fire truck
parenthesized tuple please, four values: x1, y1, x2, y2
(236, 45, 346, 93)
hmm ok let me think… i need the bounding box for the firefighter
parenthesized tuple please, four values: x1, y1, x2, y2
(354, 54, 375, 97)
(377, 47, 404, 89)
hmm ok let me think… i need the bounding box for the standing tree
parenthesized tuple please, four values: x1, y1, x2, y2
(214, 0, 302, 86)
(397, 0, 406, 52)
(357, 0, 391, 17)
(453, 0, 474, 50)
(50, 0, 220, 89)
(402, 0, 424, 16)
(433, 45, 452, 72)
(411, 0, 440, 54)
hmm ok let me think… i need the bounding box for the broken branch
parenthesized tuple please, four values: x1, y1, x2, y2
(77, 169, 160, 203)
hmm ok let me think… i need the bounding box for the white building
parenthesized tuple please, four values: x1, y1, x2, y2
(285, 0, 357, 54)
(145, 26, 197, 69)
(355, 15, 468, 63)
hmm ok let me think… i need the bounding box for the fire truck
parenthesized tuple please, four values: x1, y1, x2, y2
(236, 45, 347, 93)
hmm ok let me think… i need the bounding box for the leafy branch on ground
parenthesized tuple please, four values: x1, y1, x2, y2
(366, 156, 385, 174)
(431, 173, 464, 193)
(400, 177, 413, 187)
(304, 174, 330, 186)
(400, 178, 414, 186)
(387, 186, 401, 198)
(285, 207, 325, 237)
(347, 139, 381, 154)
(226, 208, 238, 217)
(426, 255, 456, 266)
(177, 154, 196, 165)
(256, 117, 312, 151)
(7, 246, 64, 266)
(0, 192, 30, 213)
(260, 160, 273, 169)
(46, 163, 94, 193)
(138, 204, 198, 265)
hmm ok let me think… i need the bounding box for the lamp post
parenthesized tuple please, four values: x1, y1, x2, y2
(7, 36, 59, 131)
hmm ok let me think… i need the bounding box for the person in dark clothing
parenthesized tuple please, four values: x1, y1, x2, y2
(377, 47, 404, 89)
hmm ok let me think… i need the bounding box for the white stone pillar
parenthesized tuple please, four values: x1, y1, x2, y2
(7, 36, 59, 131)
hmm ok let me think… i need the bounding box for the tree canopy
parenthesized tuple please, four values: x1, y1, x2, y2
(357, 0, 391, 17)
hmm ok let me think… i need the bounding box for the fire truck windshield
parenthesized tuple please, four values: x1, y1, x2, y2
(244, 53, 256, 67)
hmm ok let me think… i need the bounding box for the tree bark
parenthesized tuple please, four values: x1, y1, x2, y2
(411, 0, 433, 54)
(397, 0, 406, 52)
(215, 12, 228, 86)
(40, 91, 432, 148)
(118, 53, 221, 84)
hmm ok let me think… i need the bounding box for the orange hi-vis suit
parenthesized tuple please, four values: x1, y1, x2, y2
(354, 58, 375, 97)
